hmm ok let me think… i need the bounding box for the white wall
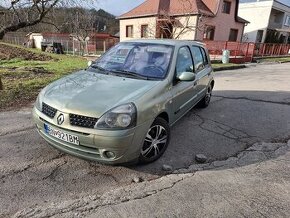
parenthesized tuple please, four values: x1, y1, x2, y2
(172, 16, 198, 40)
(119, 17, 157, 42)
(238, 1, 273, 42)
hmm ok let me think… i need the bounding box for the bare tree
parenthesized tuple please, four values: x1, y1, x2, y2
(157, 0, 209, 39)
(64, 8, 97, 55)
(0, 0, 94, 39)
(133, 0, 209, 40)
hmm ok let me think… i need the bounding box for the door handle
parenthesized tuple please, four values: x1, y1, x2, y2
(194, 81, 198, 86)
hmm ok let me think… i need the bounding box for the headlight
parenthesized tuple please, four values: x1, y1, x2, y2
(35, 89, 45, 111)
(95, 103, 137, 130)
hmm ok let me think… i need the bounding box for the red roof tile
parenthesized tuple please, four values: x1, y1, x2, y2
(119, 0, 214, 19)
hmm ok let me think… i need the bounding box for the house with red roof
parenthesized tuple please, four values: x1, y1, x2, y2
(118, 0, 248, 42)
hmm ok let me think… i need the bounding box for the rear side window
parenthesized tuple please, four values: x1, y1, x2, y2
(191, 46, 205, 72)
(200, 47, 209, 66)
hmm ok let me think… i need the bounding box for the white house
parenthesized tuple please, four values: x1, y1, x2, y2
(239, 0, 290, 43)
(118, 0, 248, 42)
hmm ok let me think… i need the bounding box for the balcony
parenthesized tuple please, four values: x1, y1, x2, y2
(268, 8, 285, 29)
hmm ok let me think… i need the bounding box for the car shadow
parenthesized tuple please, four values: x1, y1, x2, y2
(131, 90, 290, 175)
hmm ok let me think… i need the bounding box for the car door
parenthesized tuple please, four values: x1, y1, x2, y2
(191, 46, 211, 100)
(169, 46, 199, 124)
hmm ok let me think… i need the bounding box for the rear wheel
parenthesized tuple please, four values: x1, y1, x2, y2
(197, 85, 212, 108)
(139, 117, 170, 164)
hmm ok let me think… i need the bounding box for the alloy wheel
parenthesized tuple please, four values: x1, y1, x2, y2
(141, 125, 168, 159)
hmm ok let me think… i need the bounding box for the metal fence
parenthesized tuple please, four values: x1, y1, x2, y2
(1, 35, 119, 56)
(2, 35, 290, 63)
(205, 40, 290, 63)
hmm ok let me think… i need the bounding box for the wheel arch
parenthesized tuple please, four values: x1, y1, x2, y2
(156, 111, 169, 123)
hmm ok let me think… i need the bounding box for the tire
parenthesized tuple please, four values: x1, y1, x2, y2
(139, 117, 171, 164)
(197, 85, 212, 108)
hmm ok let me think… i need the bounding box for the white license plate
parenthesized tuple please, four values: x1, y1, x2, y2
(44, 123, 80, 145)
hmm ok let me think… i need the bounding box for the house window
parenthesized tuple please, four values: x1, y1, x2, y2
(222, 1, 231, 14)
(203, 26, 215, 40)
(126, 25, 133, 38)
(285, 16, 290, 26)
(141, 25, 149, 38)
(229, 29, 238, 41)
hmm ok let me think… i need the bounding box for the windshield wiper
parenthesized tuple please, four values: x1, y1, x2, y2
(90, 65, 107, 72)
(111, 70, 150, 80)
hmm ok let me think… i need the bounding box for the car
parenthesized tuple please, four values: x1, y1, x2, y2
(33, 39, 214, 164)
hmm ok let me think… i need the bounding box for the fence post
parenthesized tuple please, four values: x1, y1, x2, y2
(271, 44, 275, 56)
(262, 44, 266, 57)
(278, 44, 282, 56)
(245, 43, 249, 63)
(73, 39, 75, 56)
(103, 40, 106, 53)
(224, 41, 228, 50)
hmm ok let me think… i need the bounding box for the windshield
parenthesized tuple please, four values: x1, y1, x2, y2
(92, 42, 174, 79)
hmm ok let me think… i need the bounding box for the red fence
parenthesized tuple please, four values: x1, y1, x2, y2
(204, 40, 290, 63)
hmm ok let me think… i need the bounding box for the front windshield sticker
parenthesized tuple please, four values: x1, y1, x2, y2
(110, 55, 126, 64)
(110, 46, 134, 64)
(147, 46, 172, 53)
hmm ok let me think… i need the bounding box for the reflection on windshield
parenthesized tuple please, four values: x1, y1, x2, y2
(93, 43, 174, 79)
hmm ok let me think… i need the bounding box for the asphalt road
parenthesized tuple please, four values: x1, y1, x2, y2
(1, 63, 290, 217)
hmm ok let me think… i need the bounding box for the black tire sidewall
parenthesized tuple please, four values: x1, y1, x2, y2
(198, 85, 212, 108)
(138, 117, 171, 164)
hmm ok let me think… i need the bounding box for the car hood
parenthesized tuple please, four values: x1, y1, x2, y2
(42, 70, 161, 118)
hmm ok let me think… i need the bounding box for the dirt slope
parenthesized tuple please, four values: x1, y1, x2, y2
(0, 43, 53, 61)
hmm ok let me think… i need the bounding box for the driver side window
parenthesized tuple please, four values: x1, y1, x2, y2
(176, 47, 194, 78)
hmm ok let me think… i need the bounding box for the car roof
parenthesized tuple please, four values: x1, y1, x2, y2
(121, 39, 205, 47)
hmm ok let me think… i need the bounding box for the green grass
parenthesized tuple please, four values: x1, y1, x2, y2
(212, 63, 239, 68)
(257, 56, 290, 63)
(0, 44, 87, 110)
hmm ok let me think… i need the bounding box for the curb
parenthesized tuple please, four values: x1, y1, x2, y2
(213, 65, 246, 72)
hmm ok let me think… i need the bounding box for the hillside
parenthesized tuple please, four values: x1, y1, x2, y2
(21, 8, 119, 35)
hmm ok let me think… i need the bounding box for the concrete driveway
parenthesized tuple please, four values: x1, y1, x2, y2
(1, 63, 290, 217)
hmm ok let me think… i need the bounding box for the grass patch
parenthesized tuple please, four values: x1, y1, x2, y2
(212, 63, 239, 68)
(257, 56, 290, 63)
(0, 43, 87, 110)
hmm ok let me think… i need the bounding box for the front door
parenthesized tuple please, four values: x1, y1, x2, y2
(170, 46, 199, 124)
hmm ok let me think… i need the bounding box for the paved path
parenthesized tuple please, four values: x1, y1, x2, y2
(14, 141, 290, 218)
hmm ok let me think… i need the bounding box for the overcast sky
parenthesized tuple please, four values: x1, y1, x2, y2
(98, 0, 145, 16)
(100, 0, 290, 16)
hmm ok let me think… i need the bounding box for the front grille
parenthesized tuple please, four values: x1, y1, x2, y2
(69, 114, 98, 129)
(42, 103, 57, 118)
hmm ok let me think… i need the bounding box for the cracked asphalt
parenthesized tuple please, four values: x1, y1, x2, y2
(1, 63, 290, 217)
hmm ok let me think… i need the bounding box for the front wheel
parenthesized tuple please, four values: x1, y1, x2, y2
(139, 117, 170, 164)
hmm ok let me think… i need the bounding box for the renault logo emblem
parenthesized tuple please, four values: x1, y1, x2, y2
(57, 114, 65, 125)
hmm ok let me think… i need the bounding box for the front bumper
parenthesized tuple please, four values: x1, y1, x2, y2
(33, 107, 153, 164)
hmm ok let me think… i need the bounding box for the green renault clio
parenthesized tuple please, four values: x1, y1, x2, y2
(33, 39, 214, 164)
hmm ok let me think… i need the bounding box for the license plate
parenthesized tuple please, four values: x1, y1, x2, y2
(44, 123, 80, 145)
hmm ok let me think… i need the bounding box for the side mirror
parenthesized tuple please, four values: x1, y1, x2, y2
(88, 61, 93, 67)
(177, 72, 196, 81)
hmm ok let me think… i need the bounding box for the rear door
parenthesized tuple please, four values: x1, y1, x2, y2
(191, 46, 211, 100)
